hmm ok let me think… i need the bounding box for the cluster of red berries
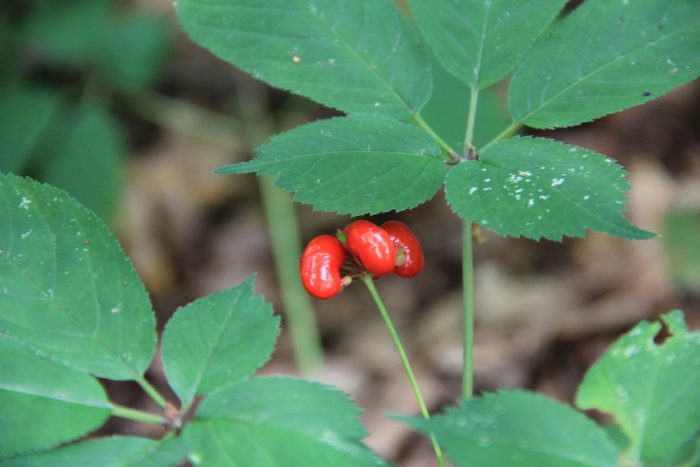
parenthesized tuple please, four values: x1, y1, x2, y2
(300, 220, 424, 299)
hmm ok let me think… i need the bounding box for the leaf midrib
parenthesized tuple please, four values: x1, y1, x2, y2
(515, 23, 696, 123)
(225, 149, 442, 172)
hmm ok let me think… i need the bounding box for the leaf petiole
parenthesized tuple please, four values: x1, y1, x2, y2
(135, 375, 168, 409)
(110, 403, 167, 426)
(480, 121, 522, 152)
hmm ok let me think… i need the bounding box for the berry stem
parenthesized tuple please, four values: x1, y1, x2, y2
(361, 276, 446, 467)
(462, 221, 475, 399)
(110, 403, 166, 426)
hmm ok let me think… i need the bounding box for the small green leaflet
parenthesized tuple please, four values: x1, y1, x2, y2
(0, 174, 156, 380)
(161, 276, 280, 410)
(0, 334, 111, 460)
(400, 390, 618, 467)
(176, 0, 430, 118)
(92, 14, 172, 90)
(445, 137, 655, 241)
(410, 0, 567, 89)
(509, 0, 700, 128)
(576, 310, 700, 463)
(184, 377, 387, 466)
(218, 116, 446, 215)
(1, 436, 183, 467)
(0, 85, 60, 174)
(39, 104, 124, 222)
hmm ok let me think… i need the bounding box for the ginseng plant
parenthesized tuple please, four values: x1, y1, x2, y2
(1, 0, 700, 466)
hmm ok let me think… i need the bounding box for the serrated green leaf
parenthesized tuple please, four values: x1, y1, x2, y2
(576, 311, 700, 462)
(175, 0, 430, 118)
(419, 53, 513, 153)
(37, 103, 124, 222)
(184, 377, 387, 466)
(410, 0, 567, 89)
(0, 334, 111, 460)
(400, 390, 618, 467)
(0, 436, 181, 467)
(509, 0, 700, 128)
(445, 136, 655, 240)
(218, 116, 446, 215)
(0, 174, 156, 380)
(161, 275, 280, 410)
(0, 85, 60, 174)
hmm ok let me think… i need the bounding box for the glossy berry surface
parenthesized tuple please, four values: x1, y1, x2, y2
(381, 221, 424, 278)
(344, 220, 396, 276)
(300, 235, 348, 299)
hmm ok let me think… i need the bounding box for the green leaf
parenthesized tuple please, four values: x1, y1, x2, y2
(410, 0, 567, 89)
(0, 85, 60, 174)
(0, 174, 156, 380)
(0, 436, 181, 467)
(509, 0, 700, 128)
(38, 103, 124, 222)
(0, 334, 111, 460)
(92, 14, 172, 89)
(576, 310, 700, 462)
(400, 390, 618, 467)
(161, 275, 280, 409)
(23, 0, 112, 64)
(184, 377, 386, 466)
(420, 53, 513, 154)
(647, 435, 700, 467)
(175, 0, 430, 118)
(218, 116, 446, 215)
(663, 210, 700, 294)
(445, 136, 655, 240)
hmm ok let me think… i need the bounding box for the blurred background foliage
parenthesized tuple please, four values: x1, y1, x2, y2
(1, 1, 699, 464)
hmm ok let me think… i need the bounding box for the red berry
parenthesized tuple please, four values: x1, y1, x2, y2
(344, 220, 396, 276)
(381, 221, 424, 278)
(300, 235, 348, 299)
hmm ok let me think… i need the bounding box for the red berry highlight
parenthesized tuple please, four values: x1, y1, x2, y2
(343, 220, 396, 276)
(381, 221, 424, 278)
(300, 235, 348, 299)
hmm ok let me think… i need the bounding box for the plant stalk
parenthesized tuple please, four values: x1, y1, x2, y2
(260, 175, 324, 376)
(362, 276, 446, 467)
(462, 221, 475, 399)
(111, 403, 166, 426)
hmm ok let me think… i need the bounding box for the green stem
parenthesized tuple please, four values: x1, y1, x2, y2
(135, 375, 168, 409)
(412, 113, 459, 162)
(111, 403, 166, 426)
(463, 85, 480, 155)
(480, 121, 522, 152)
(362, 277, 446, 467)
(462, 222, 475, 399)
(260, 175, 324, 376)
